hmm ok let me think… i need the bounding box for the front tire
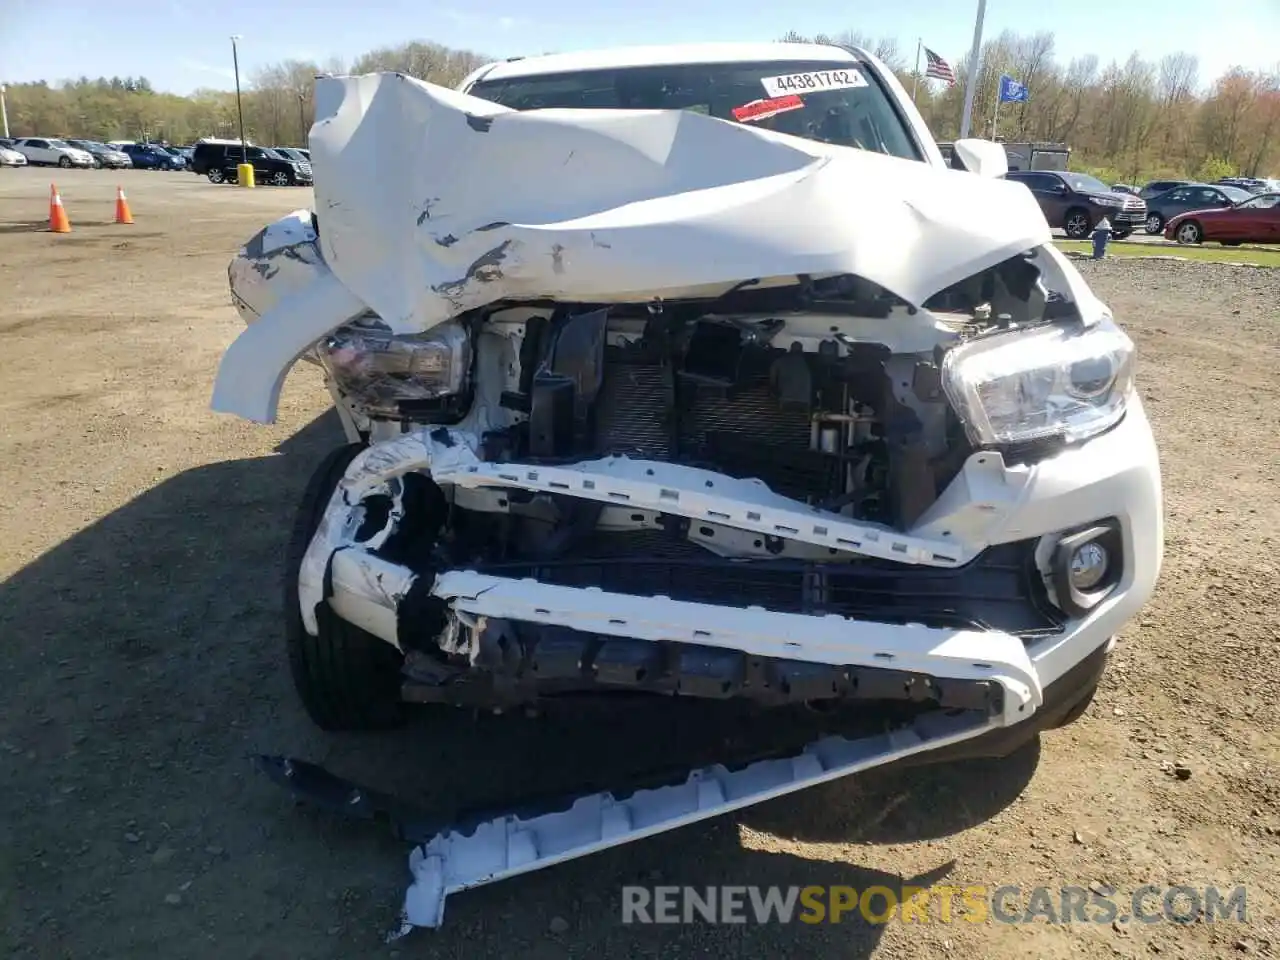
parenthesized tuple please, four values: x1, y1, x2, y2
(1145, 212, 1164, 234)
(1063, 208, 1092, 239)
(271, 170, 292, 187)
(284, 444, 407, 731)
(58, 156, 71, 168)
(207, 168, 225, 184)
(1175, 220, 1203, 244)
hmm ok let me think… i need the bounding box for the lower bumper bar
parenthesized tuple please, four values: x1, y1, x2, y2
(401, 621, 1009, 710)
(324, 547, 1042, 724)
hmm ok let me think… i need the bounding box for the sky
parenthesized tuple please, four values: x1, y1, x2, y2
(1, 0, 1277, 96)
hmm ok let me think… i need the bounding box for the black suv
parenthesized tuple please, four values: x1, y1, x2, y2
(1005, 170, 1147, 239)
(190, 142, 312, 186)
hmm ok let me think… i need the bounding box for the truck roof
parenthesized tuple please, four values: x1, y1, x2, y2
(466, 42, 862, 85)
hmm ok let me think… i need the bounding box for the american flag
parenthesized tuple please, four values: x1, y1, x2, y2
(924, 47, 956, 86)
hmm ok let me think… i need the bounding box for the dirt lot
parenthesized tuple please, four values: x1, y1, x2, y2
(1, 168, 1277, 959)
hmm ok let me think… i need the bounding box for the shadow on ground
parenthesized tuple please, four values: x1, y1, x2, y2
(0, 220, 51, 234)
(0, 410, 1039, 959)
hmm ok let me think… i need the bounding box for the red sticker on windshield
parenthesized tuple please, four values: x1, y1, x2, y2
(732, 95, 804, 123)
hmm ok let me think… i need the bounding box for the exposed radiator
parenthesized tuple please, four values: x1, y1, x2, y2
(594, 358, 839, 501)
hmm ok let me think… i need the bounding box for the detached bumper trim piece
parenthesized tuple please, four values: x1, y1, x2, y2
(255, 640, 1111, 935)
(397, 706, 993, 933)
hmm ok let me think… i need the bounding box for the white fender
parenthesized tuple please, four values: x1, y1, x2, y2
(210, 269, 365, 423)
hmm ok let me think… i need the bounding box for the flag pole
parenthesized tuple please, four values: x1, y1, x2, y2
(959, 0, 987, 138)
(992, 81, 1001, 140)
(912, 38, 921, 104)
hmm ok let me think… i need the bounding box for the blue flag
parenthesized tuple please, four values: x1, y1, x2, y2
(999, 74, 1029, 103)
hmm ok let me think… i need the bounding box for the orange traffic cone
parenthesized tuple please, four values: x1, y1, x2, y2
(49, 183, 72, 233)
(114, 185, 133, 225)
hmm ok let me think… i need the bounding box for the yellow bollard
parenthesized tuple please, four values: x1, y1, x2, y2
(237, 163, 256, 188)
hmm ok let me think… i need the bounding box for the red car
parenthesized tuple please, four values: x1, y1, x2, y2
(1164, 192, 1280, 245)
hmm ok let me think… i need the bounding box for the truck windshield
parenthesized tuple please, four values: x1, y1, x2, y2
(468, 59, 922, 162)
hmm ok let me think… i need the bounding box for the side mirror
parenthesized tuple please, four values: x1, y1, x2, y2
(951, 138, 1009, 179)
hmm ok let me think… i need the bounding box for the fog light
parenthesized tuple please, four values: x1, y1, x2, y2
(1050, 521, 1122, 617)
(1069, 541, 1109, 591)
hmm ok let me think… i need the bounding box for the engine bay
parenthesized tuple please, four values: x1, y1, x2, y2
(309, 253, 1066, 550)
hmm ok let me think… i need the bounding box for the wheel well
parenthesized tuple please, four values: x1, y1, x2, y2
(1062, 206, 1092, 236)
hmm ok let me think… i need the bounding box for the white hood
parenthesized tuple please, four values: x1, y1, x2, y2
(310, 72, 1051, 335)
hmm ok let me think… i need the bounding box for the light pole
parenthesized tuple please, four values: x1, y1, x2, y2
(230, 35, 247, 165)
(959, 0, 987, 139)
(297, 92, 306, 147)
(1, 83, 9, 139)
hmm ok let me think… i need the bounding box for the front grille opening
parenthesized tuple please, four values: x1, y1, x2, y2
(473, 533, 1064, 638)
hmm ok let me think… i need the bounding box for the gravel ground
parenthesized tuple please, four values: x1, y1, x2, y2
(1, 169, 1277, 959)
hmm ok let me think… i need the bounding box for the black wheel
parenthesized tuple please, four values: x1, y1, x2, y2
(1063, 208, 1092, 239)
(270, 170, 292, 187)
(1144, 212, 1164, 234)
(1175, 220, 1203, 245)
(207, 167, 225, 184)
(284, 444, 407, 731)
(58, 156, 71, 168)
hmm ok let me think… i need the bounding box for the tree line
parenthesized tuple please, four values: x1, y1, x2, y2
(3, 32, 1277, 182)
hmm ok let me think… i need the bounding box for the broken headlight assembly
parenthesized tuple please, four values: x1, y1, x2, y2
(318, 320, 472, 420)
(941, 317, 1134, 448)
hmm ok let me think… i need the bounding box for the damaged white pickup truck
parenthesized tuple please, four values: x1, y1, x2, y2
(211, 42, 1163, 933)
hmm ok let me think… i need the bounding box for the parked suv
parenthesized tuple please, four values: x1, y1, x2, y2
(191, 142, 312, 186)
(1005, 170, 1146, 239)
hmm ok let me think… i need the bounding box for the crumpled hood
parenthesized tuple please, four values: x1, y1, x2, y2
(310, 72, 1051, 335)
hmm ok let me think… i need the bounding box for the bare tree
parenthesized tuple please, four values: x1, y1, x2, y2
(1155, 52, 1199, 159)
(1010, 32, 1055, 137)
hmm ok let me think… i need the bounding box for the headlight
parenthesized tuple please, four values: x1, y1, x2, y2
(318, 320, 472, 420)
(941, 318, 1134, 447)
